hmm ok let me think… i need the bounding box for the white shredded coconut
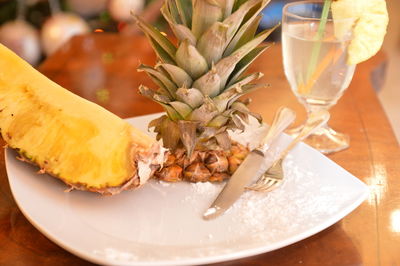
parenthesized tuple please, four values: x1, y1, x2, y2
(228, 156, 354, 240)
(228, 115, 268, 149)
(191, 181, 221, 195)
(137, 161, 152, 184)
(158, 180, 171, 187)
(180, 154, 355, 243)
(138, 142, 167, 185)
(181, 182, 224, 203)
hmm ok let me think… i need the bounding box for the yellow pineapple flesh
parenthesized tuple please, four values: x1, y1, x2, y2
(0, 44, 156, 193)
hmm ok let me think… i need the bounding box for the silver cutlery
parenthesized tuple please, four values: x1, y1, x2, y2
(246, 110, 330, 192)
(203, 107, 296, 220)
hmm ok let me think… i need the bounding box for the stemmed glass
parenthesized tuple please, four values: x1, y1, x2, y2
(282, 0, 356, 154)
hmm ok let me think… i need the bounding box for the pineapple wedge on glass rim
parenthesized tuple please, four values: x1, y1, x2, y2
(331, 0, 389, 65)
(135, 0, 276, 182)
(0, 43, 164, 195)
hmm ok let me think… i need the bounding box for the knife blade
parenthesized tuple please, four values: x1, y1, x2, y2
(203, 107, 296, 220)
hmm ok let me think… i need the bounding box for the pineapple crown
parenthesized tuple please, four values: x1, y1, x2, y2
(135, 0, 276, 154)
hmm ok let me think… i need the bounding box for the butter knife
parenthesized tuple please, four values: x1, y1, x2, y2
(203, 107, 296, 220)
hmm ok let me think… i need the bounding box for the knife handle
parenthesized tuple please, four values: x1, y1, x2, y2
(261, 107, 296, 149)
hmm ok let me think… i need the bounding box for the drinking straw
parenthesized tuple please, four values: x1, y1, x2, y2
(305, 0, 332, 83)
(298, 47, 342, 94)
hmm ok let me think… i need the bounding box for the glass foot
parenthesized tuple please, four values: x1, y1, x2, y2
(286, 124, 350, 154)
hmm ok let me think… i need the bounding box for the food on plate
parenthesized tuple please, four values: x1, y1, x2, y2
(0, 0, 276, 192)
(0, 43, 163, 195)
(331, 0, 388, 65)
(135, 0, 274, 182)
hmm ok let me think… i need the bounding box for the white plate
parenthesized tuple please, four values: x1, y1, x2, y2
(5, 113, 368, 266)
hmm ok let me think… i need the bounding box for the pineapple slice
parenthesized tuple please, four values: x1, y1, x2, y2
(331, 0, 389, 65)
(0, 44, 156, 194)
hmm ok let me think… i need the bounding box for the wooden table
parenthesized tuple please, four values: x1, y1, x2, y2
(1, 33, 399, 266)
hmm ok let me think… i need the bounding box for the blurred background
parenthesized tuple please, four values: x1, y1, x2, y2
(0, 0, 157, 64)
(0, 0, 398, 142)
(0, 0, 289, 65)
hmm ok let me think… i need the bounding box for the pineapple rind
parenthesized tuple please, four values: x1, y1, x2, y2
(0, 44, 155, 190)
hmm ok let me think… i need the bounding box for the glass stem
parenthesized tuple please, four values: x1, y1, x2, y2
(305, 102, 332, 113)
